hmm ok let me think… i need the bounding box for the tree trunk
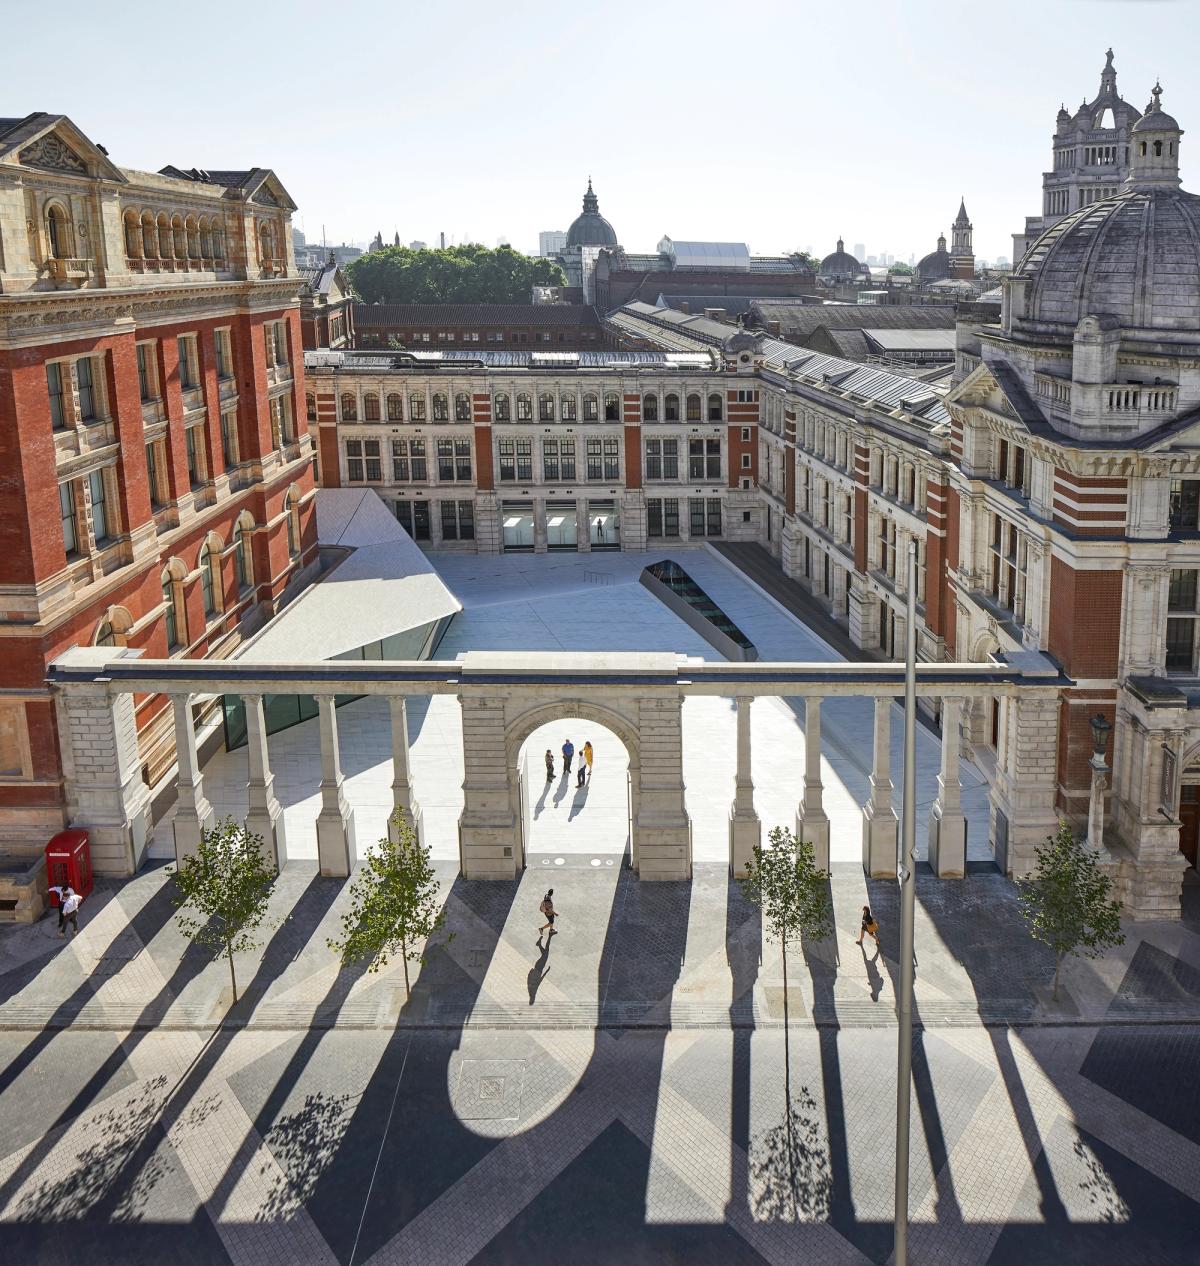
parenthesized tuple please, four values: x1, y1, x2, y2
(402, 934, 410, 998)
(227, 939, 238, 1004)
(781, 934, 789, 1028)
(1053, 952, 1062, 1002)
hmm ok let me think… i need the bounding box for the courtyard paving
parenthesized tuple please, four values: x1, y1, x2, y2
(4, 546, 1200, 1261)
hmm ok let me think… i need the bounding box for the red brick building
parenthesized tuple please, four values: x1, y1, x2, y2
(0, 113, 318, 847)
(353, 302, 609, 351)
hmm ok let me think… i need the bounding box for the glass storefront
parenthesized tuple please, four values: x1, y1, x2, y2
(502, 503, 535, 551)
(545, 502, 578, 551)
(589, 500, 620, 550)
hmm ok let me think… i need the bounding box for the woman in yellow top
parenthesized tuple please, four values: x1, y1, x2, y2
(583, 740, 594, 781)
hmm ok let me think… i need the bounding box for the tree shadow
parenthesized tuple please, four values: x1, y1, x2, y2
(726, 874, 760, 1222)
(748, 1080, 833, 1221)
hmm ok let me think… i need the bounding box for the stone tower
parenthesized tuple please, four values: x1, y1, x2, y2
(949, 198, 974, 279)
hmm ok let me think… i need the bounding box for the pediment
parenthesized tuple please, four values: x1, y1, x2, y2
(0, 114, 127, 183)
(243, 169, 297, 212)
(946, 362, 1018, 420)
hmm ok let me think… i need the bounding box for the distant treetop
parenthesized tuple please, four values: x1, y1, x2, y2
(346, 243, 567, 306)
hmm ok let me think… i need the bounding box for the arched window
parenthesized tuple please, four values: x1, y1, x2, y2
(161, 567, 185, 649)
(539, 392, 555, 421)
(123, 212, 140, 259)
(455, 392, 471, 421)
(172, 216, 186, 259)
(583, 394, 598, 421)
(47, 205, 69, 258)
(1154, 139, 1163, 157)
(94, 606, 132, 648)
(604, 393, 619, 421)
(234, 521, 253, 591)
(199, 218, 212, 258)
(516, 393, 532, 421)
(95, 620, 115, 648)
(707, 393, 723, 421)
(493, 392, 510, 421)
(185, 217, 199, 259)
(285, 490, 301, 559)
(306, 393, 317, 422)
(686, 393, 701, 421)
(259, 220, 276, 262)
(364, 392, 380, 421)
(642, 393, 658, 422)
(212, 223, 226, 261)
(157, 214, 171, 260)
(387, 393, 403, 421)
(341, 393, 357, 421)
(560, 394, 577, 421)
(409, 393, 426, 421)
(199, 543, 217, 616)
(141, 212, 157, 257)
(432, 393, 449, 421)
(664, 393, 679, 421)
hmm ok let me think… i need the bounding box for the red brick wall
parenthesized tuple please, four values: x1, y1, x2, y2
(1048, 556, 1123, 678)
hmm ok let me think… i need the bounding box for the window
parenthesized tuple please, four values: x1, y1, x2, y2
(234, 524, 252, 591)
(47, 362, 66, 430)
(346, 439, 364, 482)
(647, 498, 679, 538)
(1170, 479, 1200, 531)
(583, 394, 598, 422)
(409, 393, 426, 422)
(688, 497, 724, 537)
(136, 345, 154, 402)
(215, 329, 233, 380)
(270, 395, 293, 447)
(364, 393, 380, 422)
(47, 204, 69, 258)
(1166, 569, 1200, 673)
(707, 393, 723, 421)
(432, 393, 449, 422)
(741, 453, 751, 470)
(561, 394, 577, 421)
(410, 438, 427, 481)
(688, 437, 721, 481)
(85, 469, 109, 544)
(272, 322, 287, 368)
(686, 393, 701, 421)
(306, 393, 317, 422)
(539, 392, 554, 422)
(440, 500, 475, 541)
(455, 393, 471, 422)
(997, 439, 1030, 495)
(499, 438, 515, 482)
(185, 425, 205, 489)
(604, 393, 619, 422)
(395, 499, 431, 541)
(177, 337, 197, 391)
(455, 438, 472, 481)
(642, 394, 658, 422)
(543, 438, 560, 482)
(587, 438, 603, 480)
(60, 483, 78, 556)
(146, 442, 164, 508)
(878, 515, 896, 579)
(162, 571, 182, 649)
(989, 514, 1028, 620)
(604, 437, 619, 480)
(646, 438, 662, 481)
(559, 438, 576, 481)
(391, 439, 409, 481)
(76, 358, 96, 422)
(664, 393, 679, 421)
(220, 411, 238, 467)
(199, 543, 217, 616)
(364, 439, 382, 482)
(286, 492, 301, 559)
(437, 438, 455, 481)
(645, 437, 678, 481)
(341, 393, 358, 421)
(516, 393, 532, 421)
(493, 393, 510, 422)
(387, 393, 404, 421)
(516, 437, 533, 482)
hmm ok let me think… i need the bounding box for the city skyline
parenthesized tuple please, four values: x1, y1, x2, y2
(4, 0, 1195, 264)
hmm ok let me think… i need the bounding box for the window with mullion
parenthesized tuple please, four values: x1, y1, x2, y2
(454, 439, 472, 481)
(60, 482, 78, 556)
(543, 439, 559, 483)
(516, 438, 533, 482)
(437, 438, 454, 481)
(47, 362, 66, 430)
(76, 357, 97, 422)
(498, 438, 515, 482)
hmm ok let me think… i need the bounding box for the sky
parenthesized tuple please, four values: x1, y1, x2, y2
(8, 0, 1199, 264)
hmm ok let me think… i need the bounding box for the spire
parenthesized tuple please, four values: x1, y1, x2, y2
(955, 197, 971, 226)
(1099, 46, 1117, 96)
(582, 177, 599, 214)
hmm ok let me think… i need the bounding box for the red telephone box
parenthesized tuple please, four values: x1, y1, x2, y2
(45, 829, 93, 905)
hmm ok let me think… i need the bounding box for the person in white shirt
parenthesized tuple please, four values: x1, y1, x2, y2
(48, 884, 83, 937)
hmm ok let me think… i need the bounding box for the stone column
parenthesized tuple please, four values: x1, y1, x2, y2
(315, 694, 356, 877)
(577, 497, 592, 552)
(172, 695, 215, 863)
(728, 695, 761, 876)
(635, 693, 692, 879)
(532, 498, 547, 553)
(457, 694, 520, 878)
(387, 694, 423, 845)
(862, 696, 898, 877)
(244, 693, 287, 872)
(797, 696, 831, 871)
(928, 696, 966, 877)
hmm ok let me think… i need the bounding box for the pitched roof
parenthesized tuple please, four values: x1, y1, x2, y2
(158, 165, 255, 187)
(750, 301, 957, 343)
(353, 303, 602, 327)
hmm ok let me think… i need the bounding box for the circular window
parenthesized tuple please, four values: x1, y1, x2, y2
(740, 353, 751, 363)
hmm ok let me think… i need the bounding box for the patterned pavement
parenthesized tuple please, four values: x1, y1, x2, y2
(1, 861, 1200, 1264)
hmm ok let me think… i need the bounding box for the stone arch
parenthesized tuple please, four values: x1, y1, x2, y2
(967, 628, 1003, 756)
(503, 698, 642, 869)
(94, 604, 133, 647)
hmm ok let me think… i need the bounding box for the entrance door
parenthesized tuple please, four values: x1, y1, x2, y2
(1180, 785, 1200, 869)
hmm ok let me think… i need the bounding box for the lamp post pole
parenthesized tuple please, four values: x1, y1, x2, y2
(893, 539, 918, 1266)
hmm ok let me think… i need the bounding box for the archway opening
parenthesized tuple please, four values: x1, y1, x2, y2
(516, 718, 631, 868)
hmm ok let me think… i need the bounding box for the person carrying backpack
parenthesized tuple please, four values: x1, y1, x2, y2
(856, 904, 879, 948)
(538, 888, 558, 936)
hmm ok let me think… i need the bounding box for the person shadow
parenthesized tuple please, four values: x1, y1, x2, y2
(528, 934, 552, 1005)
(552, 771, 571, 808)
(567, 781, 589, 821)
(533, 776, 551, 820)
(861, 941, 885, 1002)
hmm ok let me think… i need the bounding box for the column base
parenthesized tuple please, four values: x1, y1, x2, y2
(729, 805, 761, 878)
(862, 803, 898, 878)
(928, 803, 965, 878)
(173, 798, 215, 865)
(388, 801, 424, 847)
(634, 813, 692, 880)
(458, 811, 520, 880)
(316, 794, 356, 877)
(247, 798, 287, 873)
(796, 809, 830, 873)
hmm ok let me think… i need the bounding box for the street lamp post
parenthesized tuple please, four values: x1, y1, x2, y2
(893, 540, 918, 1266)
(1087, 712, 1113, 853)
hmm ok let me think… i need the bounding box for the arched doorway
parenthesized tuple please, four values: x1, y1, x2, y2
(504, 701, 641, 873)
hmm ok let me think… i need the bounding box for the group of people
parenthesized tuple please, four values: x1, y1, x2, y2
(545, 737, 594, 788)
(48, 883, 83, 937)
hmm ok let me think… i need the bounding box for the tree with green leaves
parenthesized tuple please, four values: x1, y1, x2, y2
(327, 815, 450, 997)
(171, 817, 278, 1004)
(346, 243, 566, 306)
(739, 826, 832, 1006)
(1018, 820, 1125, 1001)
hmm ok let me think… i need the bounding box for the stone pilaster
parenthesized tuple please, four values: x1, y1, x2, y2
(457, 694, 520, 878)
(928, 696, 966, 877)
(862, 696, 898, 877)
(244, 692, 286, 872)
(635, 693, 692, 879)
(797, 696, 830, 871)
(728, 695, 761, 876)
(172, 694, 215, 864)
(315, 694, 356, 877)
(387, 695, 423, 846)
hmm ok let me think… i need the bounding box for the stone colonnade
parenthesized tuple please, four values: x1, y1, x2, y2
(48, 647, 1067, 891)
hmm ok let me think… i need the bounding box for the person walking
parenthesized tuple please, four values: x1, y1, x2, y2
(582, 740, 594, 782)
(561, 738, 574, 776)
(545, 748, 555, 782)
(855, 904, 879, 949)
(50, 884, 83, 938)
(538, 888, 558, 936)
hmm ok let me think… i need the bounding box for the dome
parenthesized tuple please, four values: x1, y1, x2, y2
(1013, 188, 1200, 333)
(916, 238, 950, 283)
(818, 238, 865, 279)
(565, 179, 618, 249)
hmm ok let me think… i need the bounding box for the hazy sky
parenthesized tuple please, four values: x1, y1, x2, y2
(9, 0, 1198, 262)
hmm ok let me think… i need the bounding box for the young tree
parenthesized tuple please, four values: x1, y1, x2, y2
(1018, 820, 1125, 1001)
(171, 816, 278, 1004)
(327, 815, 450, 997)
(739, 826, 832, 1006)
